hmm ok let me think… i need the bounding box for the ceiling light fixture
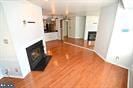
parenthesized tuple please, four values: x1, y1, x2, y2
(44, 0, 48, 2)
(65, 7, 69, 16)
(51, 16, 55, 21)
(51, 0, 56, 15)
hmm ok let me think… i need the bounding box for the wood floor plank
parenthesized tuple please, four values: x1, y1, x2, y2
(0, 40, 128, 88)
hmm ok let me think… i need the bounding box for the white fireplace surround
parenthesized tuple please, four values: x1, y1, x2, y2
(0, 1, 46, 78)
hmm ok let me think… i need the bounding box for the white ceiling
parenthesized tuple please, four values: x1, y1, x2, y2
(29, 0, 118, 16)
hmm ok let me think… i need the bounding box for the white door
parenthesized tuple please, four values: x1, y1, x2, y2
(68, 18, 75, 38)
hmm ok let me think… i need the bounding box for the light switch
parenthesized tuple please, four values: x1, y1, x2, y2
(115, 56, 119, 60)
(3, 39, 8, 44)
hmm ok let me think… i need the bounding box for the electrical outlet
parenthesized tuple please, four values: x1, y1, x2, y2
(115, 56, 119, 60)
(14, 68, 19, 73)
(3, 39, 8, 44)
(4, 69, 8, 75)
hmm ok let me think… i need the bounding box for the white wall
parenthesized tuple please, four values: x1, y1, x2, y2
(0, 69, 3, 79)
(1, 1, 45, 78)
(45, 32, 59, 42)
(68, 16, 86, 39)
(0, 2, 22, 77)
(75, 16, 86, 39)
(84, 16, 99, 40)
(94, 4, 118, 59)
(106, 4, 133, 68)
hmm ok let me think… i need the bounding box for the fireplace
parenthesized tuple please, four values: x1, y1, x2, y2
(87, 31, 97, 41)
(26, 40, 51, 71)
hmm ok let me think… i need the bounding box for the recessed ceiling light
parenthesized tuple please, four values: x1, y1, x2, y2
(51, 1, 56, 15)
(65, 9, 69, 15)
(65, 7, 69, 15)
(44, 0, 48, 2)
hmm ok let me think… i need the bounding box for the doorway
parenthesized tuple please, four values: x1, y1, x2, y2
(62, 16, 99, 50)
(62, 20, 69, 39)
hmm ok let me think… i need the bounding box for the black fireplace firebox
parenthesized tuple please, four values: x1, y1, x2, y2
(26, 40, 51, 71)
(87, 31, 97, 41)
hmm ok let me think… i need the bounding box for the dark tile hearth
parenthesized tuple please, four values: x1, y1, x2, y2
(33, 55, 52, 71)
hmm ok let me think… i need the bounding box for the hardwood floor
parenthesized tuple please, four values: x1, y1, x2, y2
(64, 37, 95, 49)
(0, 40, 128, 88)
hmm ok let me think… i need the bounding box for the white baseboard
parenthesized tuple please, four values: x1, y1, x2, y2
(107, 59, 128, 69)
(94, 50, 129, 69)
(64, 42, 106, 61)
(1, 73, 28, 79)
(64, 42, 106, 62)
(21, 71, 30, 79)
(93, 50, 107, 61)
(8, 70, 30, 79)
(63, 42, 94, 52)
(3, 75, 24, 79)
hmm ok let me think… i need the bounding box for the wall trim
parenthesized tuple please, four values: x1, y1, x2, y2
(0, 75, 25, 79)
(106, 59, 128, 69)
(64, 42, 106, 62)
(4, 75, 24, 79)
(93, 50, 107, 61)
(1, 72, 29, 79)
(22, 71, 30, 79)
(0, 75, 24, 79)
(63, 42, 94, 52)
